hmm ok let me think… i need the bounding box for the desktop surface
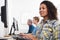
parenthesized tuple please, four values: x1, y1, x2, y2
(12, 34, 31, 40)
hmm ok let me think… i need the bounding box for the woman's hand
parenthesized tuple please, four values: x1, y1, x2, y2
(19, 33, 38, 40)
(24, 34, 38, 40)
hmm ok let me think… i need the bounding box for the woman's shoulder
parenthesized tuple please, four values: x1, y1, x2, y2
(50, 20, 60, 29)
(50, 20, 60, 25)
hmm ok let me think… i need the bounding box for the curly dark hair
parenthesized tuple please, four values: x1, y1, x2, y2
(40, 1, 58, 20)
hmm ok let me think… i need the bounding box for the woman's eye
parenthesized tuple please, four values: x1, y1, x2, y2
(39, 7, 45, 10)
(43, 8, 45, 9)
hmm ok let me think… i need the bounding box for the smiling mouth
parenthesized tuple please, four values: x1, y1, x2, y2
(40, 12, 44, 14)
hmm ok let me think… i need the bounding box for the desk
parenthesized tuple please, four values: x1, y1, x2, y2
(12, 34, 31, 40)
(0, 34, 37, 40)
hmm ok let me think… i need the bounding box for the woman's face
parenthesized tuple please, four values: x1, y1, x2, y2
(39, 4, 48, 17)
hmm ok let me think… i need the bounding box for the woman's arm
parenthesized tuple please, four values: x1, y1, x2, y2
(20, 33, 38, 40)
(25, 34, 38, 40)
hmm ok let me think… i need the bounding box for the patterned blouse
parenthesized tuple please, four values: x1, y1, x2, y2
(36, 19, 60, 40)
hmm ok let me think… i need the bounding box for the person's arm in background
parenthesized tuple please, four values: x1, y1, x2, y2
(19, 24, 41, 40)
(20, 27, 39, 40)
(27, 26, 42, 40)
(20, 33, 38, 40)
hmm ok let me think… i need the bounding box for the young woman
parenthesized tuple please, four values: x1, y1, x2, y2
(20, 1, 60, 40)
(37, 1, 60, 40)
(37, 1, 59, 40)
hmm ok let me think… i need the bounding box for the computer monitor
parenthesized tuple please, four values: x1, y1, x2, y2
(9, 18, 19, 35)
(1, 0, 7, 28)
